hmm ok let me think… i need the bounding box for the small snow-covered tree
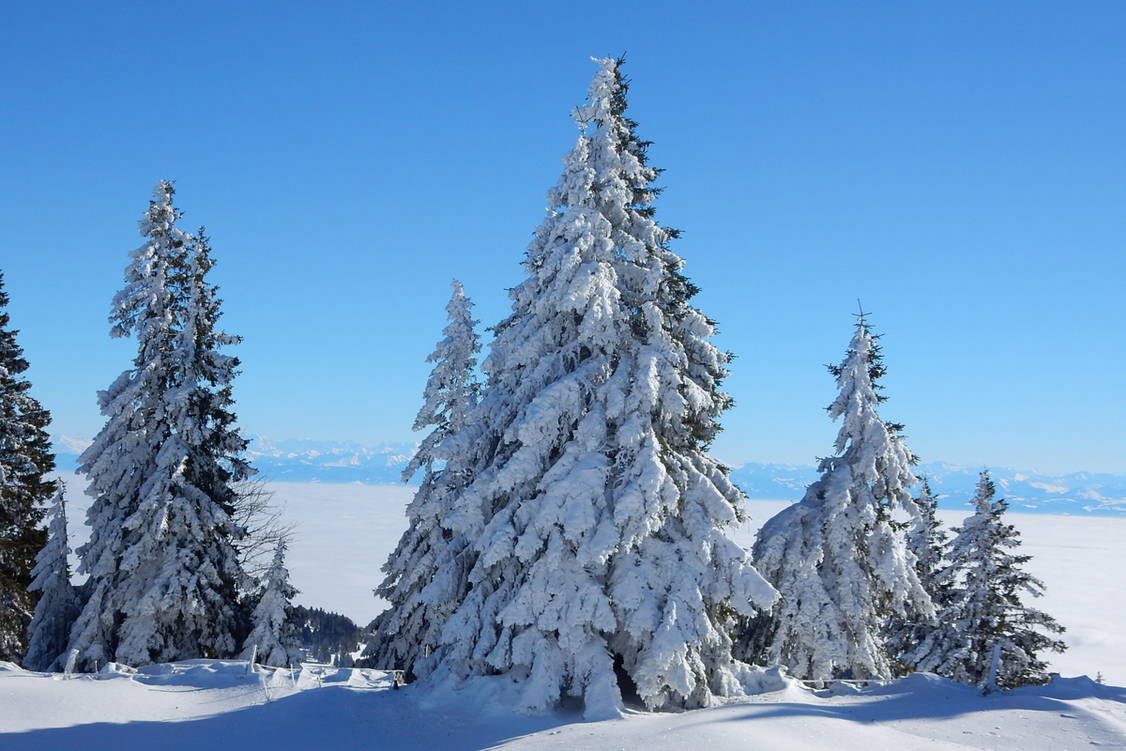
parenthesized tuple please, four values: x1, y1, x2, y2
(905, 471, 1065, 690)
(400, 280, 481, 483)
(241, 541, 301, 668)
(24, 483, 78, 671)
(904, 478, 947, 595)
(887, 478, 948, 668)
(739, 314, 932, 680)
(368, 280, 480, 676)
(0, 272, 56, 662)
(430, 58, 776, 715)
(69, 185, 250, 668)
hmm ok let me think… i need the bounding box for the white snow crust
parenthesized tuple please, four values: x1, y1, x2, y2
(1, 659, 1123, 749)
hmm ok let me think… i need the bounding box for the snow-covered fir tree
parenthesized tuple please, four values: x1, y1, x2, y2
(368, 280, 480, 676)
(69, 181, 187, 668)
(428, 58, 777, 715)
(108, 226, 252, 661)
(0, 272, 56, 663)
(904, 478, 946, 597)
(739, 314, 932, 680)
(23, 483, 78, 671)
(400, 280, 481, 484)
(904, 471, 1065, 690)
(68, 184, 251, 669)
(886, 478, 948, 668)
(241, 540, 301, 668)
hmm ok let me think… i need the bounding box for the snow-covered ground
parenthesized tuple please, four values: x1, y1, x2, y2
(2, 659, 1124, 750)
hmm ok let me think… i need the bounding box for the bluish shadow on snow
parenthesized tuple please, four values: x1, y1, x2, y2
(0, 683, 569, 751)
(4, 672, 1121, 751)
(709, 673, 1126, 726)
(129, 660, 267, 690)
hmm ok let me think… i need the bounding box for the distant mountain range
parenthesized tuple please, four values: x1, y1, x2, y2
(54, 436, 1126, 516)
(245, 437, 417, 484)
(53, 436, 418, 485)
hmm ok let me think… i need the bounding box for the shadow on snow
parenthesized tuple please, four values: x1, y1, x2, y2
(3, 673, 1122, 751)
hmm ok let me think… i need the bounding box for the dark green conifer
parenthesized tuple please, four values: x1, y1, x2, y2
(0, 272, 56, 662)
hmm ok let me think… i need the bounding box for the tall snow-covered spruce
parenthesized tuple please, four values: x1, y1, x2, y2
(23, 483, 78, 671)
(241, 540, 301, 668)
(739, 314, 932, 679)
(369, 280, 480, 676)
(68, 183, 251, 669)
(427, 58, 776, 715)
(0, 272, 56, 663)
(904, 471, 1065, 690)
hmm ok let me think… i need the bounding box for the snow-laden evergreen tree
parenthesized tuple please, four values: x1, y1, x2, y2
(886, 478, 948, 668)
(739, 314, 932, 680)
(904, 479, 946, 596)
(428, 58, 777, 715)
(23, 483, 78, 671)
(368, 280, 480, 676)
(0, 271, 55, 663)
(241, 540, 301, 668)
(69, 181, 187, 668)
(69, 184, 250, 669)
(400, 280, 481, 484)
(905, 471, 1065, 690)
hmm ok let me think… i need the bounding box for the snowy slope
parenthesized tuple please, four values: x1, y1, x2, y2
(2, 661, 1123, 750)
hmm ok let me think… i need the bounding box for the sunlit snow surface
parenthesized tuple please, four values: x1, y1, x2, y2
(2, 660, 1124, 750)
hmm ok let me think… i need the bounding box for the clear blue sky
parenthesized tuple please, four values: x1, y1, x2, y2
(1, 1, 1123, 474)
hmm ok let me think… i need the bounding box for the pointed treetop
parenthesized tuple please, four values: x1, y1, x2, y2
(825, 314, 916, 491)
(972, 470, 1002, 515)
(29, 481, 71, 590)
(270, 538, 288, 568)
(445, 278, 470, 318)
(138, 179, 182, 237)
(109, 179, 190, 343)
(0, 272, 30, 378)
(976, 469, 995, 496)
(192, 226, 215, 273)
(855, 299, 870, 328)
(412, 278, 479, 434)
